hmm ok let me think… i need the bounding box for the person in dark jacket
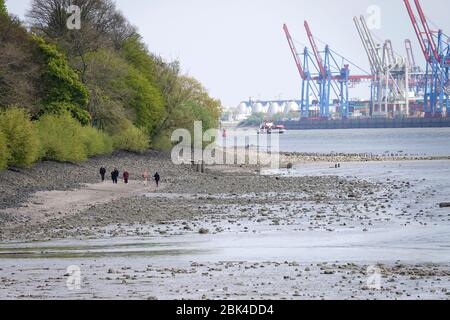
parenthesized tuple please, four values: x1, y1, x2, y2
(123, 171, 130, 184)
(100, 167, 106, 182)
(111, 168, 119, 184)
(154, 172, 160, 187)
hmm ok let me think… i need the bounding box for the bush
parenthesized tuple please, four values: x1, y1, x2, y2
(37, 112, 114, 162)
(37, 112, 87, 162)
(0, 107, 40, 168)
(238, 113, 265, 127)
(81, 126, 113, 157)
(151, 132, 173, 151)
(0, 129, 10, 170)
(113, 122, 149, 152)
(39, 102, 92, 126)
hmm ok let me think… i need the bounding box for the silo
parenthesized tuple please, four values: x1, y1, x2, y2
(237, 102, 248, 115)
(268, 102, 281, 115)
(252, 103, 264, 114)
(284, 101, 300, 114)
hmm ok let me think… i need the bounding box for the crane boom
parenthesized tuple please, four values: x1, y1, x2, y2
(413, 0, 440, 63)
(304, 21, 326, 77)
(385, 40, 395, 66)
(358, 16, 384, 73)
(405, 39, 416, 68)
(403, 0, 431, 63)
(354, 16, 376, 74)
(283, 24, 307, 80)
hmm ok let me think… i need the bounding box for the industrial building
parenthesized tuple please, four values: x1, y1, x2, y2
(232, 0, 449, 123)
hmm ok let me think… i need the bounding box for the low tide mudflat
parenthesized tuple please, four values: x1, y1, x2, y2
(1, 151, 449, 299)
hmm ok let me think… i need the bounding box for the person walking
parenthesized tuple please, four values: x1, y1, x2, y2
(111, 168, 119, 184)
(100, 167, 106, 182)
(123, 171, 130, 184)
(143, 170, 149, 186)
(154, 172, 160, 188)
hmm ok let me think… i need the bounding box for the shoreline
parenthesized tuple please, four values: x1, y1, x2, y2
(1, 151, 450, 299)
(1, 150, 449, 242)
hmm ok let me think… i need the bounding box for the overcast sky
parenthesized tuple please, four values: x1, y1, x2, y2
(5, 0, 449, 107)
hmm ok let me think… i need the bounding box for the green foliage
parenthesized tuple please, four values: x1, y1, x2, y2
(84, 49, 164, 135)
(37, 112, 112, 163)
(0, 107, 40, 168)
(238, 112, 291, 127)
(34, 36, 91, 124)
(121, 35, 157, 83)
(0, 0, 223, 165)
(40, 102, 92, 126)
(238, 113, 266, 127)
(112, 121, 150, 152)
(154, 76, 221, 147)
(151, 132, 173, 151)
(124, 67, 165, 132)
(81, 126, 114, 157)
(0, 129, 10, 170)
(0, 0, 7, 16)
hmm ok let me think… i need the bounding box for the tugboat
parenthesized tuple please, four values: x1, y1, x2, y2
(258, 121, 286, 134)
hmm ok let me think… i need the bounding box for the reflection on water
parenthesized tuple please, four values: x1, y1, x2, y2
(0, 239, 208, 260)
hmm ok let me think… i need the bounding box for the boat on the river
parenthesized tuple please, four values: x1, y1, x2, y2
(258, 121, 286, 134)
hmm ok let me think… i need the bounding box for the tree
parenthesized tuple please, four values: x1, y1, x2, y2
(151, 75, 221, 149)
(0, 14, 42, 113)
(35, 36, 91, 125)
(27, 0, 136, 81)
(83, 49, 165, 134)
(0, 0, 7, 16)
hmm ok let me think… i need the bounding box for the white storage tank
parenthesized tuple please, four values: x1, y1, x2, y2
(237, 103, 248, 115)
(252, 103, 264, 114)
(268, 102, 281, 115)
(284, 101, 300, 114)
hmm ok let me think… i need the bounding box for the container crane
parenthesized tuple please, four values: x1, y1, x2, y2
(304, 21, 332, 117)
(283, 23, 317, 117)
(284, 22, 372, 119)
(303, 21, 373, 118)
(404, 0, 449, 116)
(354, 15, 410, 117)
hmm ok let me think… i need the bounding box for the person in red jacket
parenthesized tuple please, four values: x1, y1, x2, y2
(123, 171, 130, 184)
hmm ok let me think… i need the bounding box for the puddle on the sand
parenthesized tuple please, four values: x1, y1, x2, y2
(1, 224, 450, 264)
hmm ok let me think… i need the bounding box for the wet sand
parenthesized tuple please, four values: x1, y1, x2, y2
(0, 152, 450, 299)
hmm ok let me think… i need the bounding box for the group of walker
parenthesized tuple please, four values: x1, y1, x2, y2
(99, 167, 160, 187)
